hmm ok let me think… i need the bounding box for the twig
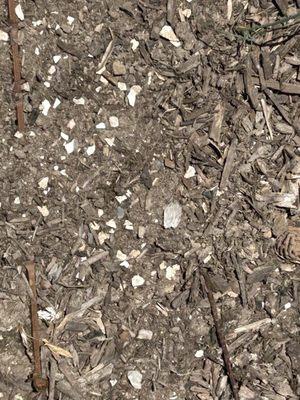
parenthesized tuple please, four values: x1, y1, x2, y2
(26, 261, 48, 391)
(8, 0, 25, 131)
(201, 269, 240, 400)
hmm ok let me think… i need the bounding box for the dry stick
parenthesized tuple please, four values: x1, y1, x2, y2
(8, 0, 25, 131)
(202, 270, 240, 400)
(26, 261, 48, 391)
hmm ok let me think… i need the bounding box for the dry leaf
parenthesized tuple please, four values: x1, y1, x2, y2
(43, 339, 73, 358)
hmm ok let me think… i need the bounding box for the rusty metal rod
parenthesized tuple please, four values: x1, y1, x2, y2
(26, 261, 48, 391)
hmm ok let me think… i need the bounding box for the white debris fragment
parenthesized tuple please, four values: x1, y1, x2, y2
(48, 65, 56, 75)
(127, 370, 143, 390)
(166, 264, 180, 280)
(98, 209, 104, 217)
(38, 307, 58, 322)
(184, 165, 196, 179)
(132, 275, 145, 288)
(53, 98, 61, 109)
(110, 379, 118, 387)
(182, 8, 192, 18)
(129, 249, 140, 258)
(15, 4, 24, 21)
(90, 221, 100, 231)
(195, 350, 204, 358)
(21, 82, 30, 91)
(60, 131, 69, 141)
(120, 260, 130, 268)
(137, 329, 153, 340)
(40, 99, 51, 116)
(35, 47, 40, 55)
(14, 131, 23, 138)
(116, 250, 127, 261)
(98, 232, 109, 245)
(67, 119, 76, 129)
(106, 219, 117, 229)
(100, 75, 108, 85)
(14, 197, 20, 205)
(67, 16, 75, 25)
(104, 137, 115, 147)
(130, 38, 139, 51)
(64, 139, 76, 154)
(124, 220, 133, 230)
(163, 201, 182, 229)
(73, 97, 85, 105)
(116, 195, 127, 204)
(284, 302, 291, 310)
(86, 143, 96, 156)
(109, 116, 119, 128)
(44, 81, 50, 88)
(53, 55, 61, 63)
(96, 122, 106, 129)
(38, 177, 49, 189)
(37, 205, 49, 217)
(118, 82, 127, 91)
(0, 30, 9, 42)
(159, 25, 181, 47)
(127, 85, 142, 107)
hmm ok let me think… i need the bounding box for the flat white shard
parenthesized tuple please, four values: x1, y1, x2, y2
(0, 30, 9, 42)
(132, 275, 145, 288)
(38, 177, 49, 189)
(15, 4, 24, 21)
(159, 25, 181, 47)
(40, 99, 51, 116)
(37, 205, 49, 217)
(128, 370, 143, 389)
(127, 85, 142, 107)
(64, 139, 76, 154)
(86, 144, 96, 156)
(164, 201, 182, 228)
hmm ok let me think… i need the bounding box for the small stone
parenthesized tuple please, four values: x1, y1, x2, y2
(104, 138, 114, 147)
(132, 275, 145, 288)
(35, 47, 40, 55)
(0, 30, 9, 42)
(98, 232, 109, 245)
(127, 85, 142, 107)
(106, 219, 117, 229)
(38, 177, 49, 189)
(195, 350, 204, 358)
(96, 122, 106, 129)
(166, 264, 180, 280)
(67, 119, 76, 129)
(53, 55, 61, 63)
(14, 197, 20, 205)
(86, 144, 96, 156)
(137, 329, 153, 340)
(127, 370, 143, 390)
(48, 65, 56, 75)
(159, 25, 181, 47)
(184, 165, 196, 179)
(61, 132, 69, 141)
(164, 201, 182, 229)
(67, 16, 75, 25)
(130, 39, 139, 51)
(40, 99, 51, 116)
(53, 98, 61, 109)
(112, 60, 126, 76)
(116, 250, 127, 261)
(109, 116, 119, 128)
(124, 220, 133, 230)
(73, 97, 85, 105)
(64, 139, 76, 154)
(37, 205, 49, 217)
(118, 82, 127, 91)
